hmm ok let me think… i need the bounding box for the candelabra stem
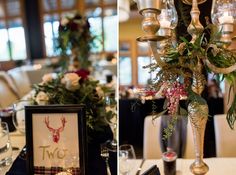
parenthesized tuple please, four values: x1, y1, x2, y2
(187, 0, 204, 43)
(188, 101, 209, 175)
(188, 59, 209, 175)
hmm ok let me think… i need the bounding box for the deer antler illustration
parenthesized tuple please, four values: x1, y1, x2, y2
(44, 116, 67, 143)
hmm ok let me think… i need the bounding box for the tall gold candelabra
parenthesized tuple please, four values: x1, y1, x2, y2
(134, 0, 236, 174)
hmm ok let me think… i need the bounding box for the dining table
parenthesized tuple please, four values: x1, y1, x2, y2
(1, 91, 117, 175)
(128, 158, 236, 175)
(2, 127, 117, 175)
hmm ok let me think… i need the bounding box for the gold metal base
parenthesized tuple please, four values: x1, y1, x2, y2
(182, 0, 207, 5)
(188, 101, 209, 175)
(190, 161, 209, 175)
(139, 8, 160, 15)
(137, 35, 167, 42)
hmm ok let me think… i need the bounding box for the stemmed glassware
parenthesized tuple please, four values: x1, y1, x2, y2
(119, 144, 136, 175)
(12, 101, 30, 134)
(104, 93, 117, 152)
(100, 143, 112, 175)
(0, 122, 13, 170)
(12, 100, 30, 160)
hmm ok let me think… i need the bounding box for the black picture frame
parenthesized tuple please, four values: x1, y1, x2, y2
(25, 105, 87, 175)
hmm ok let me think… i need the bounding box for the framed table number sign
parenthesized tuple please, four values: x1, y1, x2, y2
(25, 105, 87, 175)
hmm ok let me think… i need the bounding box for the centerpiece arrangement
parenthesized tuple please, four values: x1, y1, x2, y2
(33, 70, 115, 132)
(34, 12, 116, 139)
(29, 11, 116, 174)
(57, 12, 95, 70)
(134, 0, 236, 174)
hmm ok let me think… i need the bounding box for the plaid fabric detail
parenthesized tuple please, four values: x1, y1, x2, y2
(34, 166, 81, 175)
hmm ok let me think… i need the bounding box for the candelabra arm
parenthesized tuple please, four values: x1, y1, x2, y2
(148, 41, 166, 67)
(204, 59, 236, 74)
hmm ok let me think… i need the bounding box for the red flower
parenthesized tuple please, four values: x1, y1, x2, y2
(145, 90, 157, 97)
(68, 21, 79, 31)
(73, 69, 90, 80)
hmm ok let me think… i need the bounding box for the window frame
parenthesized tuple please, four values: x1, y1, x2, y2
(0, 0, 28, 61)
(119, 39, 153, 87)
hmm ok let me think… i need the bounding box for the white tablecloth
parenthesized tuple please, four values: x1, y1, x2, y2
(128, 158, 236, 175)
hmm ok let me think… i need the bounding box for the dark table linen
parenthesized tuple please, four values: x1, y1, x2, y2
(119, 98, 224, 158)
(7, 125, 117, 175)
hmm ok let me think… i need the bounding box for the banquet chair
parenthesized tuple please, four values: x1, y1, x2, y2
(0, 73, 19, 109)
(183, 119, 195, 159)
(8, 68, 31, 98)
(214, 114, 236, 157)
(21, 65, 53, 84)
(143, 115, 162, 159)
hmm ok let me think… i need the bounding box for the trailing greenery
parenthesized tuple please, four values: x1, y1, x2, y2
(146, 23, 236, 134)
(57, 12, 97, 69)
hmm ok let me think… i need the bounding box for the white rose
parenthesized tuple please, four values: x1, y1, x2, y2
(42, 73, 53, 84)
(35, 91, 49, 105)
(61, 73, 81, 91)
(96, 86, 104, 98)
(61, 17, 69, 26)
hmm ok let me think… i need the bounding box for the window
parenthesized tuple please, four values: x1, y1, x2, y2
(0, 0, 27, 61)
(119, 41, 132, 86)
(120, 56, 132, 85)
(137, 56, 151, 85)
(40, 0, 117, 57)
(137, 42, 151, 85)
(43, 14, 59, 56)
(103, 8, 117, 52)
(85, 0, 117, 53)
(119, 40, 153, 87)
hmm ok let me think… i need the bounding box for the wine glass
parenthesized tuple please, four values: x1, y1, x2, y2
(104, 93, 117, 152)
(100, 142, 111, 175)
(64, 154, 80, 174)
(12, 101, 28, 134)
(0, 122, 13, 168)
(119, 144, 136, 175)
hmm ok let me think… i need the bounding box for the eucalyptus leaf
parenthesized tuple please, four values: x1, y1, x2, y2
(152, 110, 168, 121)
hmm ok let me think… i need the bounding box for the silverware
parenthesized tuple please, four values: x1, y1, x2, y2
(12, 146, 20, 151)
(19, 147, 27, 160)
(136, 159, 145, 175)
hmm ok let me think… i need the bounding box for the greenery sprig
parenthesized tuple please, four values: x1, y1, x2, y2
(145, 23, 236, 134)
(32, 70, 116, 133)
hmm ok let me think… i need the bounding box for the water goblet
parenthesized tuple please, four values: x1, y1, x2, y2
(119, 144, 136, 175)
(12, 101, 29, 134)
(0, 122, 13, 168)
(104, 93, 117, 152)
